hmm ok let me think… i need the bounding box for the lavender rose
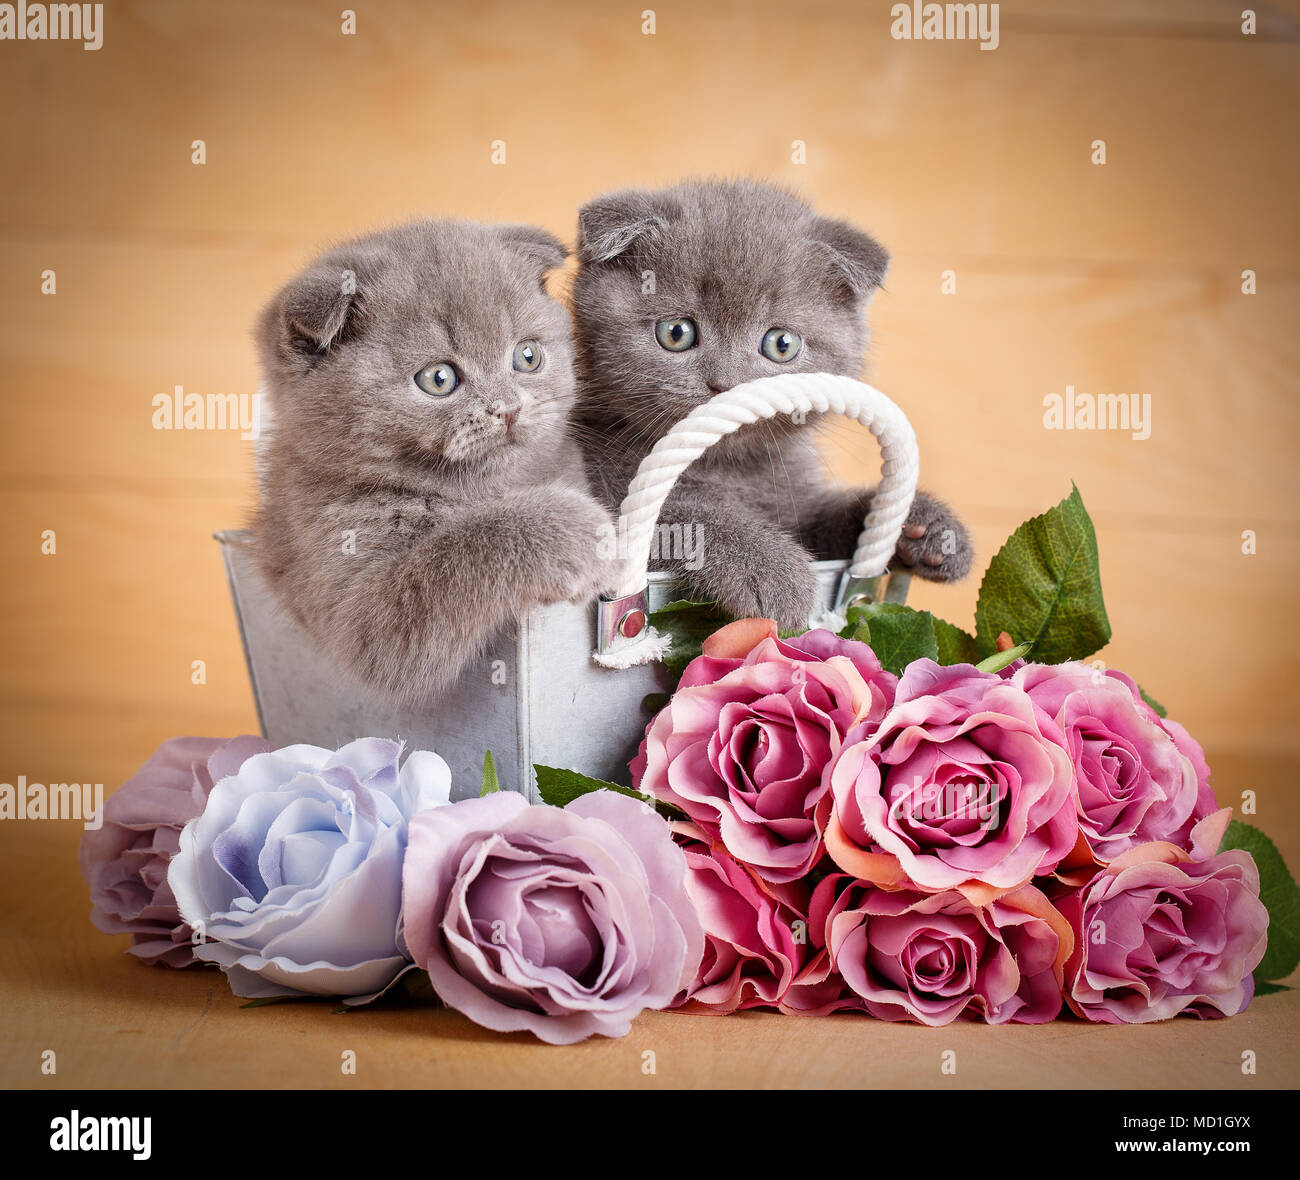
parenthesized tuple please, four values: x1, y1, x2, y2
(633, 620, 896, 884)
(168, 737, 450, 999)
(402, 790, 704, 1044)
(79, 735, 270, 967)
(1060, 847, 1268, 1022)
(1012, 662, 1214, 862)
(826, 661, 1078, 900)
(811, 874, 1073, 1025)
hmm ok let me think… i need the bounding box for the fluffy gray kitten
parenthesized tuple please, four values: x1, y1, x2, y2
(571, 179, 973, 629)
(254, 219, 612, 706)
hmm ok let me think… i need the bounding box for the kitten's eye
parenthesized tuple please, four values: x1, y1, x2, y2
(414, 362, 460, 396)
(760, 328, 802, 363)
(512, 340, 543, 372)
(655, 317, 698, 352)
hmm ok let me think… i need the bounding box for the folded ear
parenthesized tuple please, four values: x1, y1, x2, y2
(577, 189, 678, 266)
(494, 223, 568, 286)
(809, 216, 890, 302)
(272, 255, 371, 363)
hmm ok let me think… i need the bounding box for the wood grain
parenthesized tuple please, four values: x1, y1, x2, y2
(2, 812, 1297, 1090)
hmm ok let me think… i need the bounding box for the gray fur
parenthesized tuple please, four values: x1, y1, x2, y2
(571, 179, 973, 628)
(254, 219, 612, 706)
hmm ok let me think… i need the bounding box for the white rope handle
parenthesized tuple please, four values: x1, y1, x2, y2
(604, 373, 919, 600)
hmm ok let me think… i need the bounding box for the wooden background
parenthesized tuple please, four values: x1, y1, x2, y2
(1, 0, 1298, 1089)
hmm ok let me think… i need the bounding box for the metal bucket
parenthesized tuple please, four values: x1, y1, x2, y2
(216, 537, 852, 802)
(218, 374, 919, 802)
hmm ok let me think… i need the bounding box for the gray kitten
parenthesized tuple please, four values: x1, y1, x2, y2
(253, 219, 612, 706)
(571, 179, 973, 629)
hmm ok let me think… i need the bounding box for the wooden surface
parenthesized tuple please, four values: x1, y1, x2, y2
(1, 0, 1298, 1088)
(4, 792, 1298, 1091)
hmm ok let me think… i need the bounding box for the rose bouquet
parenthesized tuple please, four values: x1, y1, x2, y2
(80, 488, 1298, 1040)
(625, 622, 1269, 1024)
(545, 488, 1295, 1026)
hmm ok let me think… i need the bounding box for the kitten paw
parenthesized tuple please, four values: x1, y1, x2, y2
(689, 543, 820, 631)
(515, 489, 617, 608)
(746, 565, 820, 632)
(894, 492, 974, 582)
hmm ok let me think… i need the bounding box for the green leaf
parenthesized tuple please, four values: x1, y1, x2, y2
(838, 603, 868, 640)
(479, 750, 500, 796)
(532, 764, 687, 822)
(1218, 820, 1300, 983)
(974, 484, 1111, 662)
(533, 764, 647, 808)
(1138, 686, 1168, 718)
(641, 692, 672, 714)
(975, 642, 1033, 674)
(843, 602, 938, 676)
(1253, 980, 1290, 997)
(651, 598, 717, 618)
(647, 598, 733, 680)
(933, 617, 980, 666)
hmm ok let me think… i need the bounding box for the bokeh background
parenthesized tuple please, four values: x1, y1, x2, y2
(2, 0, 1298, 1087)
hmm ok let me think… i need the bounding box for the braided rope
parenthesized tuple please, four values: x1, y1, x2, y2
(605, 373, 919, 600)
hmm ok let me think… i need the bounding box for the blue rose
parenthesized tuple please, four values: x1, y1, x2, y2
(168, 737, 449, 999)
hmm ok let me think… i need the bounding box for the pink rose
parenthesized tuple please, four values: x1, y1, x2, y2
(633, 619, 896, 884)
(673, 825, 854, 1015)
(825, 661, 1078, 901)
(1060, 838, 1269, 1023)
(1012, 662, 1216, 863)
(676, 617, 900, 697)
(811, 874, 1074, 1025)
(402, 790, 704, 1044)
(78, 735, 271, 966)
(1150, 712, 1219, 845)
(1081, 667, 1219, 837)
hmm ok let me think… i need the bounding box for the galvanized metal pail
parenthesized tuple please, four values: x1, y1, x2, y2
(218, 373, 919, 801)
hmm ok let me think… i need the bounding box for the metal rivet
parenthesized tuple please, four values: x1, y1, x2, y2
(618, 609, 647, 639)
